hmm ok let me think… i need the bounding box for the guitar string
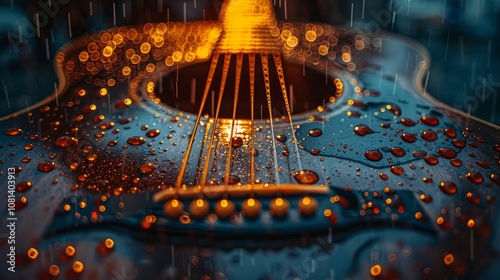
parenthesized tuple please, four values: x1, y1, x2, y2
(272, 52, 303, 172)
(175, 51, 220, 189)
(260, 52, 281, 186)
(223, 53, 243, 195)
(200, 53, 232, 188)
(248, 53, 256, 194)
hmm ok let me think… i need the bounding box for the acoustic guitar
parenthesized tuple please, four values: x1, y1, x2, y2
(1, 0, 499, 279)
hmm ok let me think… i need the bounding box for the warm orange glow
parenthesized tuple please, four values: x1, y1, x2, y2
(196, 199, 205, 208)
(370, 264, 382, 276)
(275, 198, 284, 207)
(247, 198, 256, 207)
(27, 248, 39, 259)
(444, 253, 454, 265)
(65, 245, 76, 257)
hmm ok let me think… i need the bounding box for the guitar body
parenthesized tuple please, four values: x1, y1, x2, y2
(1, 1, 499, 279)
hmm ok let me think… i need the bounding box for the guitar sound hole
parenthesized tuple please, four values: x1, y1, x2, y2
(158, 55, 341, 119)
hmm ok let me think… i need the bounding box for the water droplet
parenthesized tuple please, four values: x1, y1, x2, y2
(5, 128, 23, 136)
(439, 181, 457, 195)
(276, 135, 287, 142)
(400, 118, 416, 127)
(309, 128, 323, 137)
(139, 163, 156, 174)
(293, 170, 319, 184)
(119, 118, 131, 124)
(364, 150, 383, 161)
(422, 177, 433, 183)
(475, 160, 490, 169)
(146, 129, 160, 138)
(354, 124, 373, 136)
(127, 136, 146, 146)
(413, 150, 427, 157)
(466, 192, 480, 204)
(387, 104, 401, 115)
(468, 142, 478, 148)
(379, 173, 388, 180)
(475, 136, 485, 143)
(494, 144, 500, 152)
(22, 157, 31, 163)
(451, 139, 466, 148)
(390, 147, 405, 157)
(282, 150, 289, 156)
(421, 130, 437, 141)
(108, 140, 117, 147)
(231, 137, 243, 148)
(421, 115, 439, 126)
(310, 149, 320, 155)
(37, 161, 57, 172)
(380, 122, 391, 128)
(55, 136, 78, 148)
(87, 154, 97, 161)
(450, 158, 462, 167)
(444, 128, 456, 138)
(466, 171, 484, 184)
(24, 144, 34, 151)
(424, 156, 439, 165)
(99, 122, 115, 130)
(16, 182, 32, 192)
(437, 148, 457, 159)
(222, 175, 240, 185)
(390, 166, 404, 176)
(16, 197, 28, 210)
(401, 133, 417, 143)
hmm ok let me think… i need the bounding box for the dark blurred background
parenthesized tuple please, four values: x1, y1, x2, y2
(1, 0, 499, 125)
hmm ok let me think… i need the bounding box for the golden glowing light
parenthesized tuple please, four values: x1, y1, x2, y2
(467, 219, 475, 228)
(196, 199, 205, 208)
(247, 198, 255, 207)
(370, 264, 382, 276)
(104, 238, 115, 249)
(275, 198, 284, 207)
(72, 261, 84, 273)
(27, 248, 39, 259)
(49, 265, 60, 277)
(444, 253, 454, 265)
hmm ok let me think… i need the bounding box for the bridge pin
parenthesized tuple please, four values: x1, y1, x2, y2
(241, 198, 262, 219)
(298, 196, 318, 216)
(270, 198, 290, 218)
(189, 198, 210, 219)
(164, 199, 184, 219)
(215, 199, 236, 219)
